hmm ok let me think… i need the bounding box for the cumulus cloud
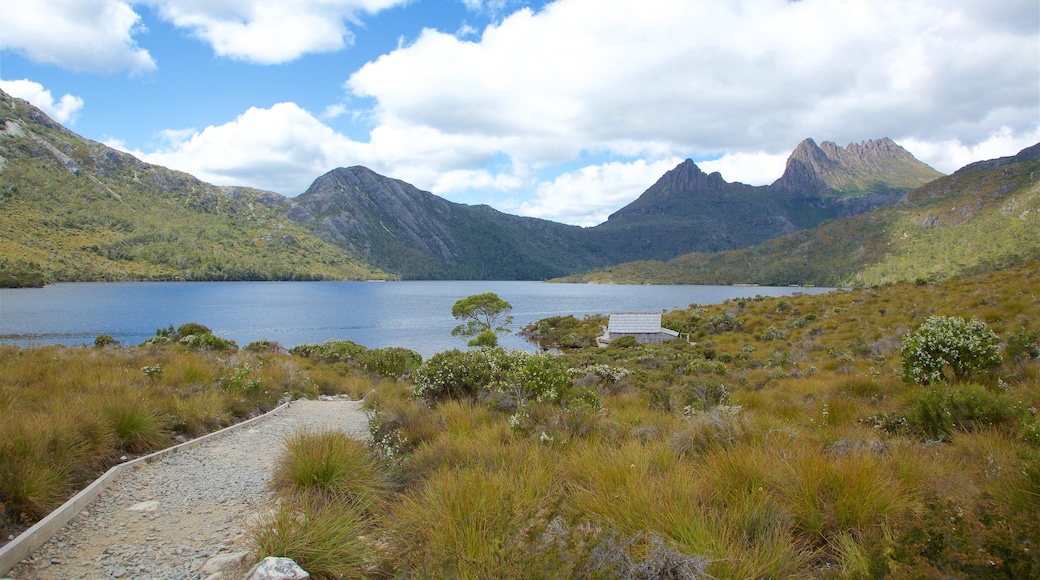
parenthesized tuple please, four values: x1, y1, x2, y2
(119, 0, 1037, 226)
(518, 158, 685, 227)
(898, 125, 1040, 174)
(348, 0, 1037, 167)
(148, 0, 409, 64)
(135, 103, 368, 194)
(0, 79, 85, 124)
(0, 0, 155, 74)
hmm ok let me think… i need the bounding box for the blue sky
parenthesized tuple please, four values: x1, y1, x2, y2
(2, 0, 1038, 226)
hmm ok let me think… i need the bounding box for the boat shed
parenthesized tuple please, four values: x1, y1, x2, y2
(598, 312, 679, 346)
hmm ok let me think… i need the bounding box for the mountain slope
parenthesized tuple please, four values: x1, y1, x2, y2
(0, 90, 386, 283)
(559, 143, 1040, 286)
(587, 138, 943, 263)
(287, 166, 610, 280)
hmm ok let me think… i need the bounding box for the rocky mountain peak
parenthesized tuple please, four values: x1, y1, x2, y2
(772, 137, 943, 194)
(656, 159, 728, 193)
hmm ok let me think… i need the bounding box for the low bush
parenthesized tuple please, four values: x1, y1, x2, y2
(900, 315, 1002, 384)
(290, 339, 368, 364)
(358, 347, 422, 379)
(908, 383, 1031, 440)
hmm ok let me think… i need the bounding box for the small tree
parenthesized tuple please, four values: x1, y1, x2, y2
(900, 315, 1002, 384)
(450, 292, 513, 347)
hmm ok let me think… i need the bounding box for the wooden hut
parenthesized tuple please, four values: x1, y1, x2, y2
(597, 312, 679, 346)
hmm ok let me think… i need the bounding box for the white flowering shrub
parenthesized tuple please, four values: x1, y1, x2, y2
(900, 316, 1003, 385)
(414, 348, 570, 404)
(413, 349, 494, 402)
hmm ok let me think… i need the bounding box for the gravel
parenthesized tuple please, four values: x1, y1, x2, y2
(8, 399, 370, 580)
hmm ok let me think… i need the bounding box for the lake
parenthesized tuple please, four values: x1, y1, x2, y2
(0, 281, 831, 357)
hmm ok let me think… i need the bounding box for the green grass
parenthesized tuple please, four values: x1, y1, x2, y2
(271, 429, 389, 509)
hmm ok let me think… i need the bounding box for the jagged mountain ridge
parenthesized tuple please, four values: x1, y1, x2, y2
(558, 142, 1040, 286)
(586, 138, 943, 264)
(1, 87, 946, 282)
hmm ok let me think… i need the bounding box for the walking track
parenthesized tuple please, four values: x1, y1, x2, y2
(8, 400, 369, 580)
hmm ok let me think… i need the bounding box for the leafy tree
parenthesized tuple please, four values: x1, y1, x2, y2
(450, 292, 513, 347)
(900, 315, 1002, 384)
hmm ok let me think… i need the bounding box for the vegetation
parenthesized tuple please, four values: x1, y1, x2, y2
(6, 260, 1039, 577)
(0, 93, 388, 283)
(240, 261, 1040, 578)
(0, 332, 416, 542)
(450, 292, 514, 347)
(558, 145, 1040, 287)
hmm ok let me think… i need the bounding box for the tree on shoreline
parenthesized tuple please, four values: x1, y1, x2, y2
(450, 292, 513, 347)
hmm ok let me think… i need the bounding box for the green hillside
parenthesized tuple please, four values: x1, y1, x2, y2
(559, 144, 1040, 287)
(0, 92, 387, 284)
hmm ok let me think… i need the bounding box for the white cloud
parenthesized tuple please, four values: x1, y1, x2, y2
(148, 0, 409, 64)
(118, 0, 1038, 227)
(699, 152, 791, 187)
(898, 125, 1040, 174)
(518, 158, 684, 226)
(135, 103, 369, 194)
(348, 0, 1037, 166)
(0, 0, 155, 74)
(0, 79, 85, 124)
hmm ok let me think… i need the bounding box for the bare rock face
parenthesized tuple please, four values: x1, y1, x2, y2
(772, 137, 943, 194)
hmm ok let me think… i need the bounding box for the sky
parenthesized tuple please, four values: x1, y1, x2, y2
(1, 0, 1038, 227)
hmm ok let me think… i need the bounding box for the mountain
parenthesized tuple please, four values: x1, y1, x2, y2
(772, 137, 944, 194)
(586, 138, 943, 263)
(558, 143, 1040, 287)
(0, 86, 950, 285)
(286, 166, 609, 280)
(0, 90, 385, 284)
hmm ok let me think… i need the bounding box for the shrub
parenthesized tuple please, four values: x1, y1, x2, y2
(609, 335, 639, 348)
(513, 352, 570, 403)
(1006, 328, 1040, 360)
(93, 334, 118, 348)
(180, 332, 238, 351)
(760, 326, 786, 341)
(900, 316, 1002, 384)
(177, 322, 212, 337)
(359, 347, 422, 379)
(290, 339, 367, 363)
(244, 339, 284, 353)
(908, 383, 1030, 440)
(413, 349, 494, 403)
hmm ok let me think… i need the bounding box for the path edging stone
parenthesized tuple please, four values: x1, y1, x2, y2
(0, 400, 293, 576)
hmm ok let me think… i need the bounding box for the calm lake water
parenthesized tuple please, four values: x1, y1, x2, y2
(0, 281, 831, 357)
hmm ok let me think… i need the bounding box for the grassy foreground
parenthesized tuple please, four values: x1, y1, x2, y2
(0, 330, 386, 540)
(3, 263, 1038, 577)
(257, 263, 1039, 578)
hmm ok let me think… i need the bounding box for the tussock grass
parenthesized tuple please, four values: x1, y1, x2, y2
(0, 344, 315, 534)
(251, 495, 376, 580)
(271, 429, 389, 510)
(386, 445, 560, 578)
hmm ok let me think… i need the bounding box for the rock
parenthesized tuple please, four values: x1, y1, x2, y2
(201, 550, 250, 575)
(127, 500, 159, 511)
(244, 556, 310, 580)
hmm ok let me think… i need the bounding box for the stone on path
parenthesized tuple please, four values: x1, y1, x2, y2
(126, 500, 159, 511)
(201, 550, 250, 575)
(245, 556, 310, 580)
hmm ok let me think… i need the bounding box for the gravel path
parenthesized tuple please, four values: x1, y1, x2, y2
(8, 399, 369, 580)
